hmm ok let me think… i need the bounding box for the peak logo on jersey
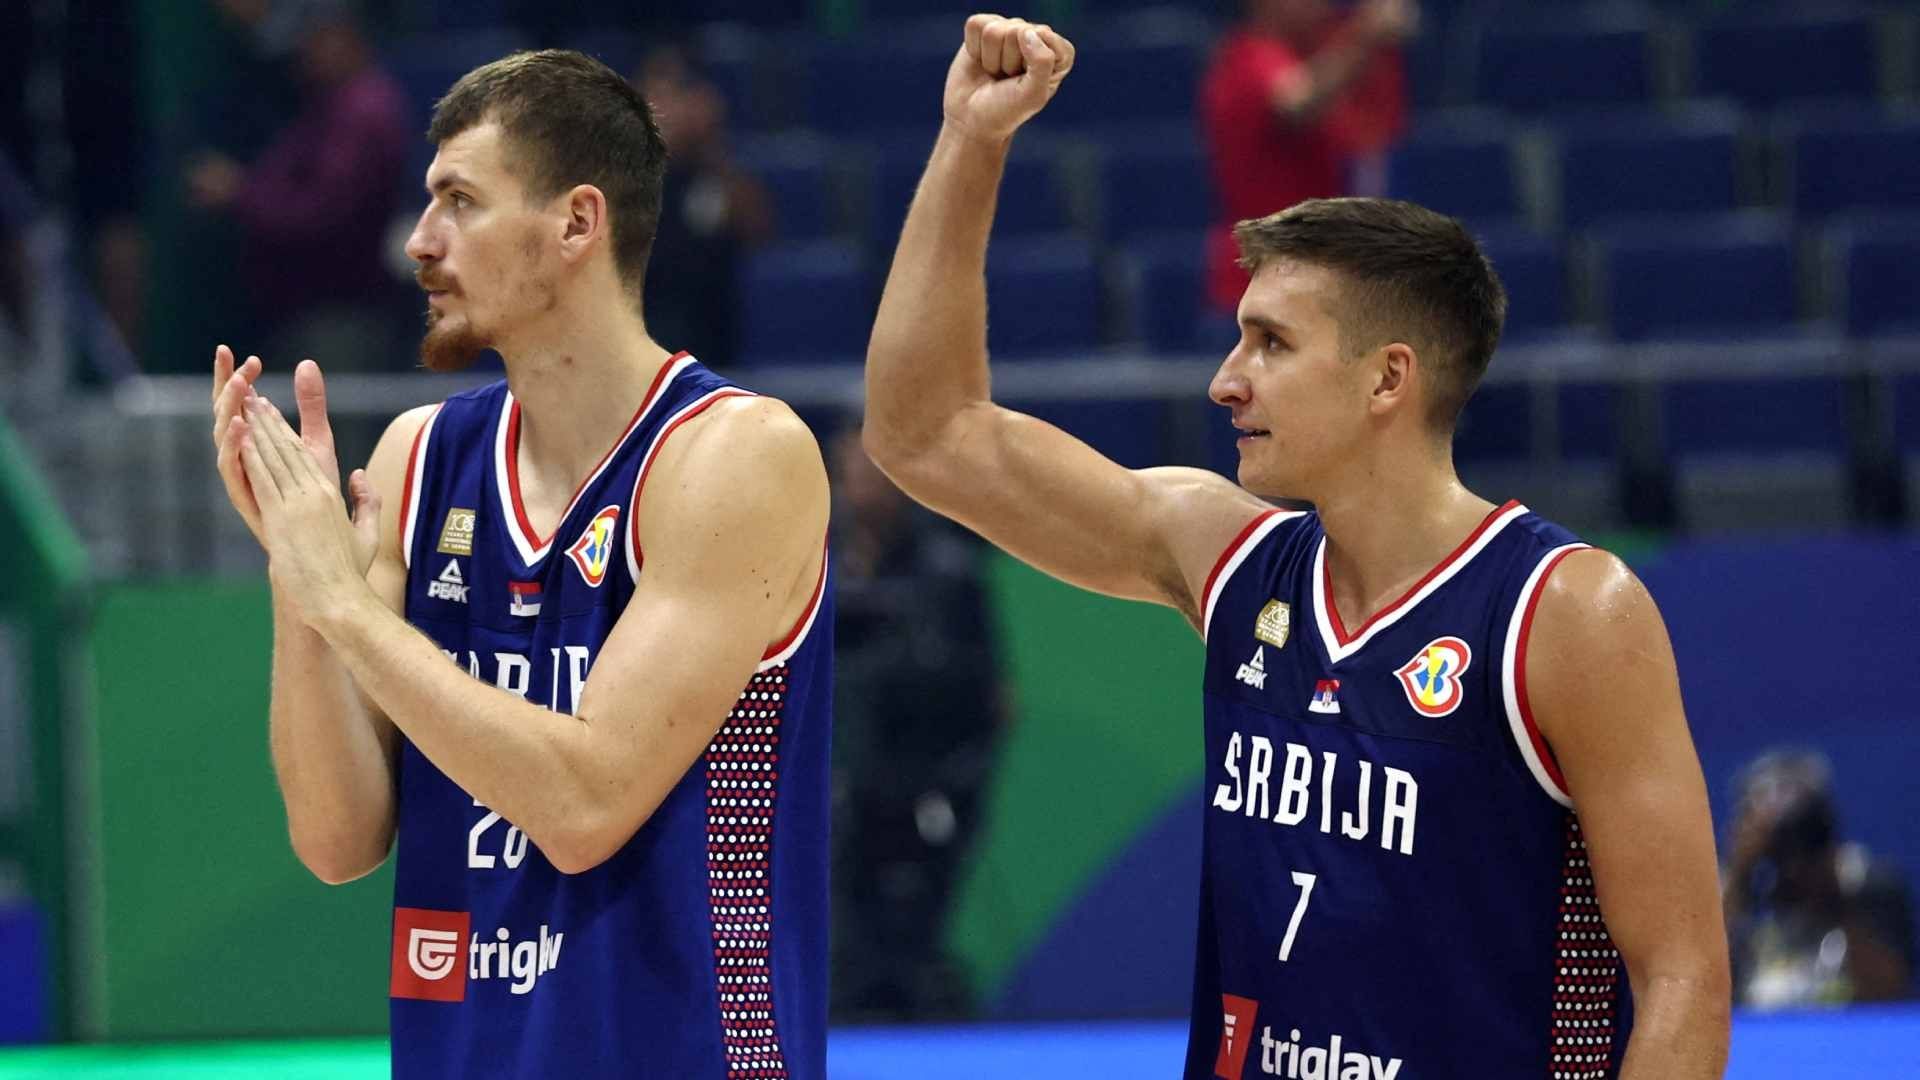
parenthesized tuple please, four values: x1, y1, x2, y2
(1394, 636, 1472, 718)
(436, 507, 476, 556)
(1254, 600, 1291, 648)
(1215, 994, 1260, 1079)
(391, 907, 470, 1002)
(1308, 678, 1341, 715)
(566, 505, 621, 588)
(508, 580, 542, 617)
(1236, 646, 1269, 690)
(428, 559, 469, 604)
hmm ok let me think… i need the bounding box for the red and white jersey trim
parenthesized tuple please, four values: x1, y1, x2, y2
(493, 353, 693, 567)
(620, 386, 759, 584)
(398, 404, 443, 572)
(1500, 542, 1590, 808)
(1201, 509, 1307, 641)
(758, 547, 828, 673)
(1312, 500, 1529, 664)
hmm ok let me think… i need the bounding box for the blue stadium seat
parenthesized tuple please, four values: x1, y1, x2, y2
(1831, 215, 1920, 338)
(1097, 130, 1210, 244)
(1789, 110, 1920, 216)
(1404, 30, 1457, 112)
(1477, 226, 1570, 337)
(1651, 340, 1858, 463)
(985, 235, 1102, 355)
(1473, 13, 1653, 113)
(1043, 37, 1205, 127)
(1006, 399, 1170, 471)
(559, 28, 767, 129)
(870, 142, 1073, 243)
(1658, 365, 1850, 461)
(1453, 382, 1533, 463)
(736, 240, 871, 362)
(1386, 115, 1520, 225)
(410, 0, 509, 32)
(1556, 104, 1743, 228)
(803, 36, 954, 134)
(386, 30, 534, 133)
(1694, 10, 1878, 109)
(1597, 213, 1800, 341)
(1648, 340, 1857, 530)
(735, 136, 841, 241)
(1125, 230, 1208, 353)
(1892, 364, 1920, 458)
(1556, 381, 1620, 462)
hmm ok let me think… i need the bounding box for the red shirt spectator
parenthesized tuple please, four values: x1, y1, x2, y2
(1201, 0, 1414, 310)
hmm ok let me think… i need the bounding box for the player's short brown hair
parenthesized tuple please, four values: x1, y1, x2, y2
(429, 49, 668, 299)
(1234, 198, 1507, 431)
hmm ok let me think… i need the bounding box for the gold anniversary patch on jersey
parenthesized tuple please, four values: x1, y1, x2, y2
(1255, 599, 1291, 648)
(437, 507, 476, 556)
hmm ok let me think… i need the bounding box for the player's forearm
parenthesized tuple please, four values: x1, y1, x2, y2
(309, 588, 615, 873)
(863, 124, 1008, 467)
(1617, 966, 1730, 1080)
(267, 591, 396, 883)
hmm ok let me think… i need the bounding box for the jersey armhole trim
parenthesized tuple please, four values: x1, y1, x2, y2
(622, 387, 759, 584)
(1501, 542, 1589, 808)
(1201, 509, 1304, 642)
(758, 542, 829, 672)
(398, 405, 442, 573)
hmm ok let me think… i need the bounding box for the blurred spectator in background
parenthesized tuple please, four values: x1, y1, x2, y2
(1724, 750, 1915, 1007)
(637, 45, 771, 371)
(1200, 0, 1414, 312)
(828, 425, 1006, 1021)
(185, 0, 406, 370)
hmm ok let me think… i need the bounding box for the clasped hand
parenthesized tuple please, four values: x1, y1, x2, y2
(227, 394, 379, 629)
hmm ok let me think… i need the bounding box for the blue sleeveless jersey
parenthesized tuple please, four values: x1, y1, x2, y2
(387, 353, 832, 1079)
(1190, 502, 1630, 1080)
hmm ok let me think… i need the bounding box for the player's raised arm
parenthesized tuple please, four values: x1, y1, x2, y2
(864, 14, 1267, 628)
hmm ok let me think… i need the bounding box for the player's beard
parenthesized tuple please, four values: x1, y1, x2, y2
(418, 308, 486, 373)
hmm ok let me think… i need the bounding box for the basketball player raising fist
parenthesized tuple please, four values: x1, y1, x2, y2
(866, 13, 1728, 1080)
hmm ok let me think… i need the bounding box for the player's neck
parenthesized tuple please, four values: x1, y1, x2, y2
(496, 301, 675, 497)
(1313, 453, 1498, 628)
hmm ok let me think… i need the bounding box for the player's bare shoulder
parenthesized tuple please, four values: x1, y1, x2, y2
(1535, 547, 1660, 637)
(635, 393, 830, 544)
(655, 394, 825, 494)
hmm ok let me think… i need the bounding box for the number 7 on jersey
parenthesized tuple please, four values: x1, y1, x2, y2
(1279, 870, 1317, 962)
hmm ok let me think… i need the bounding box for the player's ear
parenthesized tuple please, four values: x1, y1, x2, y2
(1368, 342, 1417, 418)
(558, 184, 607, 264)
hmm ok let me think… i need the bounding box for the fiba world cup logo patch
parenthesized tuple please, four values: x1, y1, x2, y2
(1395, 636, 1472, 717)
(567, 505, 621, 588)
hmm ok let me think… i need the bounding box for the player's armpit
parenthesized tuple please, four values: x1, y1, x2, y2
(866, 401, 1271, 626)
(559, 396, 828, 872)
(1524, 550, 1731, 1078)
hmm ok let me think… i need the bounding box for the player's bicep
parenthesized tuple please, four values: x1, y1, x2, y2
(1526, 553, 1728, 992)
(571, 400, 828, 842)
(869, 401, 1268, 615)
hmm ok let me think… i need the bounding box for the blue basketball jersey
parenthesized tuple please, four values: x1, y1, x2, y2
(1190, 502, 1630, 1080)
(386, 353, 832, 1079)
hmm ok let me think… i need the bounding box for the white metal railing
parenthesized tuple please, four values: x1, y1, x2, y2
(20, 337, 1920, 578)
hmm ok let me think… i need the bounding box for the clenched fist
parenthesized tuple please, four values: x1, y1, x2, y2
(943, 14, 1076, 143)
